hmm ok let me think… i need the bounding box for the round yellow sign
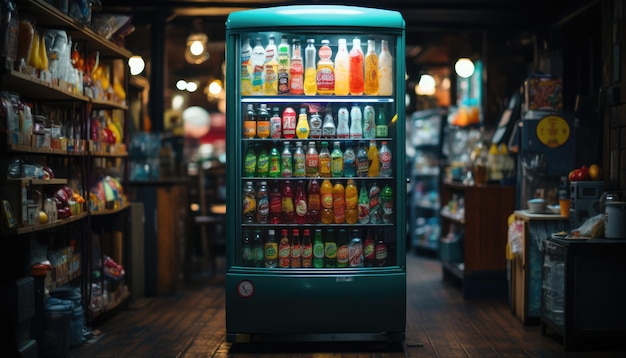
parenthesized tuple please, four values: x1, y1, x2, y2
(536, 115, 570, 148)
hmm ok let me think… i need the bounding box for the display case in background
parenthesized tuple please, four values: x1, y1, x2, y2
(224, 5, 406, 342)
(407, 108, 446, 255)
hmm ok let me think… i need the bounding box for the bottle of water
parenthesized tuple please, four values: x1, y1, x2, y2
(349, 104, 363, 139)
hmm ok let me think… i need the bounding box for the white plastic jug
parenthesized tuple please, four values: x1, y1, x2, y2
(605, 201, 626, 239)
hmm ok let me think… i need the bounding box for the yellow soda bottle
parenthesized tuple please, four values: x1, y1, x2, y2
(241, 37, 253, 96)
(378, 39, 393, 96)
(321, 179, 334, 224)
(364, 38, 379, 95)
(367, 140, 380, 177)
(316, 39, 335, 95)
(345, 179, 358, 224)
(334, 38, 349, 96)
(333, 181, 345, 224)
(303, 39, 317, 95)
(263, 36, 278, 95)
(295, 107, 310, 139)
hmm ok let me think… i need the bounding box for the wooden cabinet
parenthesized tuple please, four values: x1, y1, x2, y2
(511, 211, 569, 325)
(439, 181, 515, 299)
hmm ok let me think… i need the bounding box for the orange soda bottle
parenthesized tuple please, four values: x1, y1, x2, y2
(333, 181, 345, 224)
(303, 39, 317, 95)
(321, 179, 334, 224)
(344, 179, 358, 224)
(316, 39, 335, 95)
(349, 37, 364, 96)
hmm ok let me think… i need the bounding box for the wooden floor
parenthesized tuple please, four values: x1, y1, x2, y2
(70, 254, 626, 357)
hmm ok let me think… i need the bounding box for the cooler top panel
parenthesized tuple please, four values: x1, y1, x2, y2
(226, 5, 406, 31)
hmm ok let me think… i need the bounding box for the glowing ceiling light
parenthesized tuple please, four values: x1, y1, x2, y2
(455, 58, 475, 78)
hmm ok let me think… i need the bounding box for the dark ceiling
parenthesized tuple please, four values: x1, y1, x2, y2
(100, 0, 595, 108)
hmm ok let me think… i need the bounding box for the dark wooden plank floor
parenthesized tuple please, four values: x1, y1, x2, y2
(70, 254, 626, 357)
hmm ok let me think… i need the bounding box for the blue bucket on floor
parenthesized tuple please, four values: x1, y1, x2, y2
(43, 302, 71, 358)
(48, 287, 86, 348)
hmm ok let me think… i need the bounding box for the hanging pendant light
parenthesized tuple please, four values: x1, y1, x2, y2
(185, 21, 210, 64)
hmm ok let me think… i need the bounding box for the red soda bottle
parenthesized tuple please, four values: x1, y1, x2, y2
(268, 180, 282, 224)
(278, 229, 291, 268)
(290, 229, 302, 268)
(301, 229, 312, 268)
(294, 180, 308, 224)
(282, 106, 296, 139)
(375, 228, 388, 267)
(307, 179, 321, 223)
(281, 180, 294, 223)
(363, 229, 376, 267)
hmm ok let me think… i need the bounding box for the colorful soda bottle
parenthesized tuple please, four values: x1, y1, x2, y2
(263, 36, 278, 95)
(251, 37, 265, 95)
(303, 39, 317, 95)
(362, 105, 376, 139)
(378, 39, 393, 96)
(307, 178, 321, 223)
(363, 229, 375, 267)
(252, 230, 264, 267)
(336, 106, 350, 139)
(301, 229, 312, 268)
(369, 182, 382, 224)
(278, 229, 291, 268)
(330, 141, 344, 177)
(320, 178, 334, 224)
(344, 179, 358, 224)
(256, 145, 269, 177)
(364, 38, 379, 95)
(376, 106, 388, 137)
(293, 141, 305, 177)
(343, 143, 356, 177)
(289, 39, 304, 95)
(349, 37, 364, 96)
(277, 35, 290, 94)
(241, 37, 253, 96)
(348, 229, 364, 268)
(282, 106, 296, 139)
(264, 229, 278, 268)
(294, 180, 308, 224)
(358, 183, 370, 224)
(270, 106, 282, 139)
(334, 38, 349, 96)
(290, 229, 302, 268)
(255, 181, 269, 224)
(336, 228, 349, 267)
(324, 229, 337, 268)
(333, 181, 345, 224)
(319, 141, 331, 177)
(243, 144, 256, 177)
(356, 141, 369, 177)
(281, 142, 293, 177)
(268, 146, 281, 178)
(381, 184, 394, 223)
(243, 103, 256, 139)
(316, 39, 335, 95)
(367, 140, 380, 177)
(305, 142, 319, 177)
(268, 180, 281, 224)
(256, 104, 270, 139)
(308, 110, 322, 139)
(375, 228, 388, 266)
(295, 107, 310, 139)
(242, 181, 256, 224)
(312, 229, 324, 268)
(280, 180, 294, 223)
(379, 140, 392, 177)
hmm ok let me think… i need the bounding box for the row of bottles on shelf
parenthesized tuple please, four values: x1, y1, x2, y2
(244, 139, 392, 178)
(1, 90, 125, 153)
(241, 35, 393, 96)
(242, 227, 390, 268)
(243, 103, 389, 140)
(242, 178, 393, 225)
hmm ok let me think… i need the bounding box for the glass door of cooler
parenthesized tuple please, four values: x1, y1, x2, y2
(225, 5, 406, 343)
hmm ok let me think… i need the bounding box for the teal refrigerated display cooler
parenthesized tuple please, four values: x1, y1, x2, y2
(225, 5, 406, 343)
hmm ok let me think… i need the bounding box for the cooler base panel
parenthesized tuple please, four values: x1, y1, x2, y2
(225, 270, 406, 342)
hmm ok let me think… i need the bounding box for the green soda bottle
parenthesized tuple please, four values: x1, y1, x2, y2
(312, 229, 324, 268)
